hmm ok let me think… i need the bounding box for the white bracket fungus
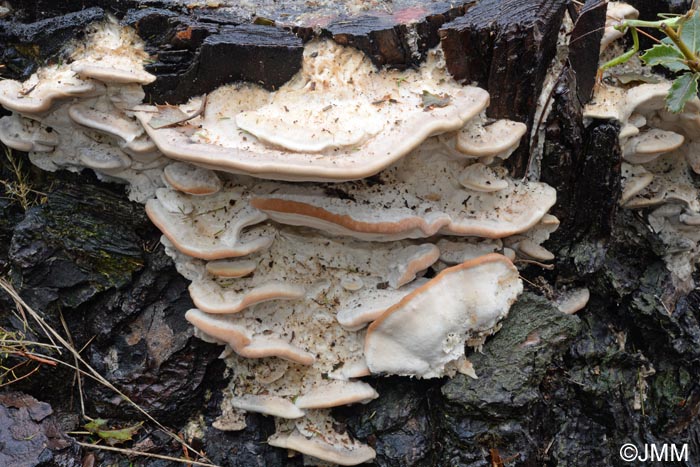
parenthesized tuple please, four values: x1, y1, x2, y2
(622, 128, 684, 164)
(134, 40, 490, 182)
(145, 187, 273, 260)
(455, 118, 528, 163)
(554, 287, 591, 315)
(0, 20, 566, 466)
(163, 162, 222, 195)
(589, 4, 700, 283)
(250, 146, 556, 241)
(0, 70, 103, 115)
(0, 114, 59, 153)
(365, 254, 522, 378)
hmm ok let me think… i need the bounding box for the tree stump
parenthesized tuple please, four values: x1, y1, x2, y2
(2, 1, 700, 466)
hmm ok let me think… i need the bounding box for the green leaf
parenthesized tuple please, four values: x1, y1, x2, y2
(680, 10, 700, 55)
(641, 44, 689, 72)
(666, 73, 699, 113)
(84, 418, 143, 446)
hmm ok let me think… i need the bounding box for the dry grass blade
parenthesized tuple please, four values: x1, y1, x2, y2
(0, 278, 218, 466)
(76, 442, 220, 467)
(0, 321, 59, 387)
(0, 147, 46, 211)
(59, 309, 86, 418)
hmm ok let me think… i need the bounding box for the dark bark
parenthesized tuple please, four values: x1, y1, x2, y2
(0, 7, 105, 79)
(323, 2, 473, 69)
(144, 24, 304, 102)
(439, 0, 568, 176)
(1, 170, 223, 427)
(568, 0, 606, 104)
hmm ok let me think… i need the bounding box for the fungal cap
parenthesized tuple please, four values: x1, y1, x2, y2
(458, 163, 509, 192)
(145, 194, 273, 260)
(455, 119, 527, 159)
(622, 129, 684, 164)
(268, 429, 376, 466)
(555, 288, 591, 315)
(71, 61, 156, 84)
(185, 309, 315, 365)
(163, 162, 222, 195)
(189, 280, 306, 314)
(231, 395, 304, 419)
(365, 253, 522, 378)
(294, 381, 378, 409)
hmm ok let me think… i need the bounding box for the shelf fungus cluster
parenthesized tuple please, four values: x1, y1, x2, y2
(0, 20, 561, 466)
(590, 2, 700, 282)
(0, 21, 168, 203)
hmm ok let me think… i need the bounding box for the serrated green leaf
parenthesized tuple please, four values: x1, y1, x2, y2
(641, 44, 690, 71)
(667, 73, 699, 113)
(680, 10, 700, 55)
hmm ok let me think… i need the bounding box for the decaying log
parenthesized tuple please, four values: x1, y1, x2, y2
(322, 2, 472, 69)
(541, 62, 622, 280)
(3, 1, 700, 466)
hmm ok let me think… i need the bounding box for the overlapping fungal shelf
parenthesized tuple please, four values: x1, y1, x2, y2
(589, 2, 700, 283)
(0, 21, 166, 203)
(0, 20, 561, 466)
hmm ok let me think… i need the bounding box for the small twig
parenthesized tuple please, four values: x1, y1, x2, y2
(2, 280, 59, 351)
(515, 258, 555, 270)
(14, 350, 57, 366)
(660, 21, 700, 72)
(0, 364, 40, 388)
(635, 26, 662, 44)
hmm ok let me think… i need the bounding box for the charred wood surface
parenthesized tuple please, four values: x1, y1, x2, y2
(322, 2, 472, 69)
(439, 0, 568, 177)
(4, 0, 477, 103)
(143, 23, 304, 102)
(568, 0, 606, 104)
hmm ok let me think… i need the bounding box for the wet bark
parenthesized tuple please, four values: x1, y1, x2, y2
(438, 0, 569, 177)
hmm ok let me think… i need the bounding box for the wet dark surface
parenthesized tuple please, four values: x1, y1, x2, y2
(439, 0, 570, 177)
(0, 392, 81, 467)
(3, 0, 476, 104)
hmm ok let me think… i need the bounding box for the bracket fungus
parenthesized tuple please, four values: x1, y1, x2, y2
(455, 118, 528, 163)
(134, 40, 490, 182)
(145, 187, 273, 260)
(588, 2, 700, 282)
(0, 19, 568, 466)
(0, 114, 59, 153)
(163, 162, 222, 195)
(250, 145, 556, 241)
(0, 20, 164, 202)
(365, 254, 522, 378)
